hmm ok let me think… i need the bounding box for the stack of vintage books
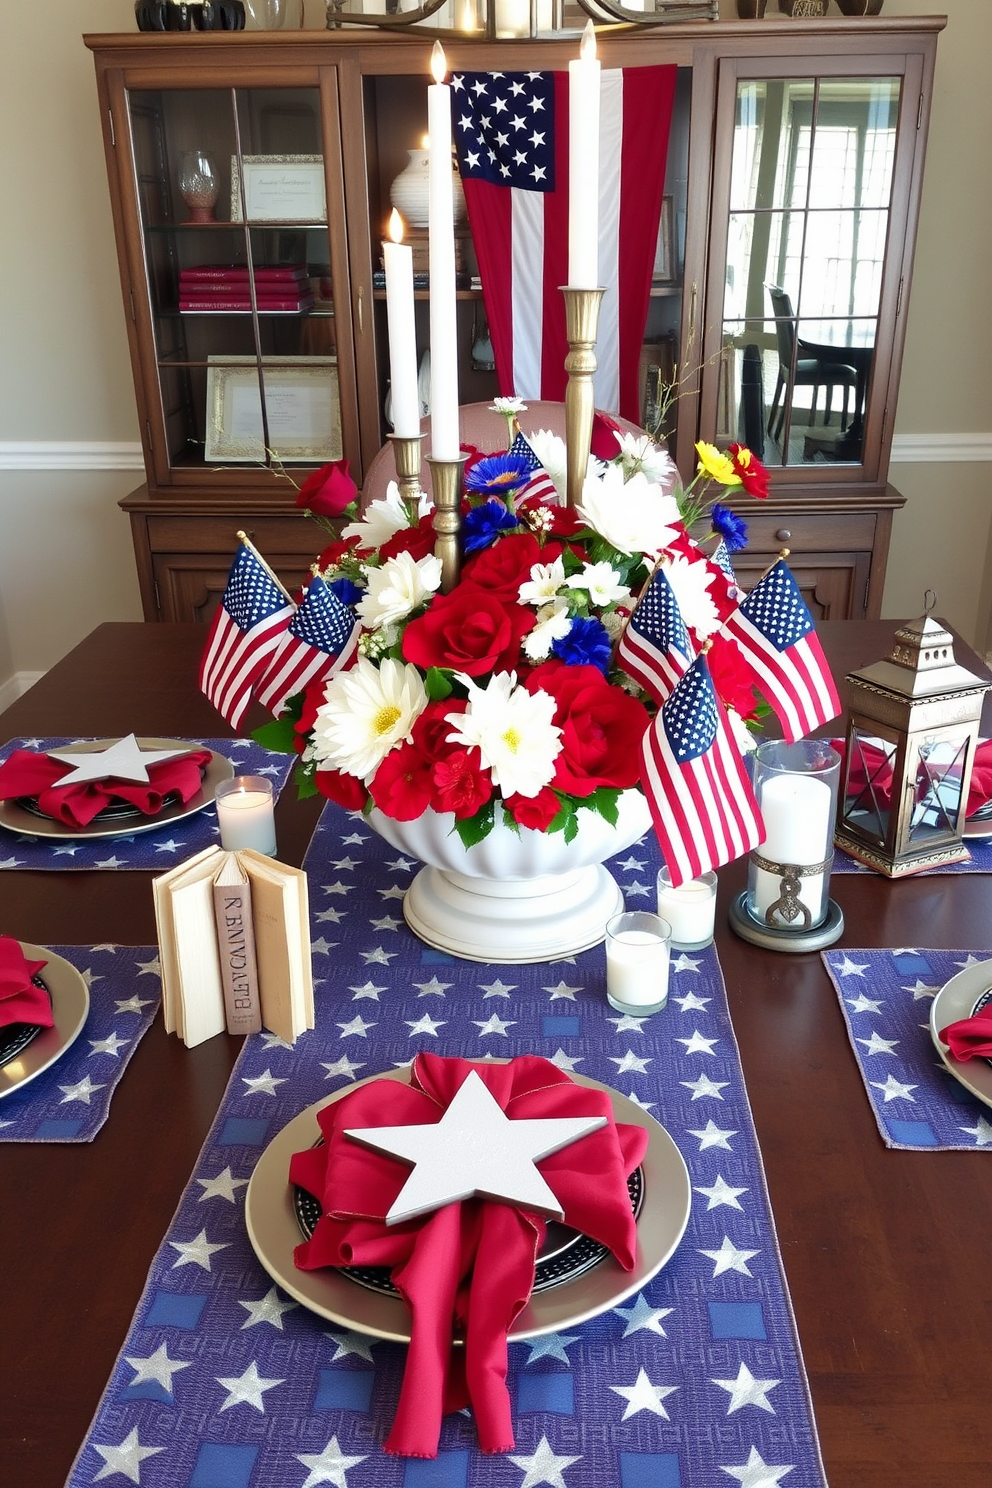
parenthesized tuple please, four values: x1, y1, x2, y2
(178, 263, 315, 313)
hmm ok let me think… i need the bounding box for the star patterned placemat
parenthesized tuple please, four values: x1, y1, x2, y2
(821, 947, 992, 1150)
(0, 945, 160, 1142)
(64, 804, 827, 1488)
(0, 738, 293, 870)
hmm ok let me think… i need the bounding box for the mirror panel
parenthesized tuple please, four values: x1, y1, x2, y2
(723, 76, 900, 469)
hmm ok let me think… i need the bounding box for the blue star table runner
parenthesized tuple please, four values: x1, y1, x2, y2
(64, 804, 827, 1488)
(0, 738, 292, 870)
(822, 947, 992, 1150)
(0, 945, 160, 1142)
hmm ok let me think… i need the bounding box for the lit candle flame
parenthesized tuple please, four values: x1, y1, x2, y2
(421, 133, 430, 150)
(388, 208, 405, 244)
(580, 17, 596, 60)
(431, 39, 447, 85)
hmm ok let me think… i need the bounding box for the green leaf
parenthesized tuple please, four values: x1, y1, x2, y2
(453, 799, 496, 849)
(578, 786, 622, 826)
(251, 715, 299, 754)
(425, 666, 454, 701)
(563, 811, 579, 844)
(293, 760, 319, 799)
(546, 800, 576, 837)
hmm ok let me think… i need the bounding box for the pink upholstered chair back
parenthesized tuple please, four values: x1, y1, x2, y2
(360, 400, 645, 507)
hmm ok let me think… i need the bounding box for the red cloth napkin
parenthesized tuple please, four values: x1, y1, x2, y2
(938, 1001, 992, 1061)
(290, 1052, 648, 1458)
(831, 737, 992, 818)
(0, 937, 52, 1029)
(0, 746, 213, 828)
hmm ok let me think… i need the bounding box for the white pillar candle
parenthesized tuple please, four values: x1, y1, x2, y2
(752, 773, 832, 924)
(215, 776, 277, 855)
(605, 912, 671, 1013)
(568, 21, 601, 290)
(657, 869, 717, 950)
(383, 210, 420, 439)
(427, 41, 460, 461)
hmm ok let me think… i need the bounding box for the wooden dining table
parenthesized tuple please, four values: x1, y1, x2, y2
(2, 619, 991, 1488)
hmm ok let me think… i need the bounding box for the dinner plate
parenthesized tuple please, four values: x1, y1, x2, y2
(0, 738, 234, 840)
(0, 943, 90, 1099)
(929, 958, 992, 1110)
(246, 1069, 691, 1342)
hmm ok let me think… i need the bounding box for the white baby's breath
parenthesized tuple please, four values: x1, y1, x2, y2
(446, 672, 562, 799)
(312, 657, 427, 780)
(356, 551, 443, 630)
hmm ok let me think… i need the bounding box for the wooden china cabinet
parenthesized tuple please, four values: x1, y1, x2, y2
(85, 15, 943, 623)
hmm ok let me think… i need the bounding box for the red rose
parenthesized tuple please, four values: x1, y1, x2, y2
(377, 511, 437, 563)
(402, 582, 534, 677)
(314, 765, 369, 811)
(590, 411, 624, 462)
(706, 633, 762, 721)
(315, 535, 360, 571)
(505, 787, 561, 831)
(525, 661, 649, 796)
(296, 458, 358, 518)
(727, 444, 770, 500)
(463, 533, 561, 604)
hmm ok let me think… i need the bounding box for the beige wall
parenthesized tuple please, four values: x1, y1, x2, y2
(0, 1, 988, 691)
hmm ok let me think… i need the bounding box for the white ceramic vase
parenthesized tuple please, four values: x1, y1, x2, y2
(367, 789, 653, 964)
(388, 148, 467, 230)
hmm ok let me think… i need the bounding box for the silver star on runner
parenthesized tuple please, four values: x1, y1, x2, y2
(296, 1434, 368, 1488)
(610, 1366, 678, 1419)
(239, 1287, 297, 1330)
(215, 1360, 285, 1412)
(124, 1342, 191, 1394)
(712, 1360, 781, 1414)
(47, 733, 194, 785)
(92, 1427, 164, 1484)
(508, 1435, 582, 1488)
(196, 1167, 248, 1203)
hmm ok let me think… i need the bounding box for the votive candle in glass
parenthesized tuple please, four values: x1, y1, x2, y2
(605, 911, 672, 1015)
(656, 868, 717, 950)
(748, 739, 840, 930)
(215, 776, 277, 855)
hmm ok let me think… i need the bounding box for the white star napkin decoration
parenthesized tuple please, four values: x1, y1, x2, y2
(47, 734, 194, 786)
(344, 1069, 606, 1225)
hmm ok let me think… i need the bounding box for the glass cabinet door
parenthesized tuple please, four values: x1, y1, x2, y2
(124, 80, 349, 485)
(699, 49, 926, 485)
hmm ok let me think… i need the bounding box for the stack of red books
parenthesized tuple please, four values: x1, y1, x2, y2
(178, 264, 314, 313)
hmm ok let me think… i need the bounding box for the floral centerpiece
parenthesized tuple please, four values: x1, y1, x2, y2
(264, 407, 770, 856)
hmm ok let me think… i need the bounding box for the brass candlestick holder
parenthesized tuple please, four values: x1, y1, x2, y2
(428, 453, 467, 594)
(387, 432, 425, 506)
(562, 285, 605, 509)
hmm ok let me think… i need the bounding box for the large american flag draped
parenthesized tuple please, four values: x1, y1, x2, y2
(717, 559, 841, 744)
(452, 65, 676, 422)
(640, 655, 763, 888)
(617, 563, 695, 705)
(198, 544, 294, 729)
(255, 574, 359, 718)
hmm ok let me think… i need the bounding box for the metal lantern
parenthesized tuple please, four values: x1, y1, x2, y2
(834, 608, 991, 877)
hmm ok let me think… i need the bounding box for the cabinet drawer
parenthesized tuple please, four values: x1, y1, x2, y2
(146, 512, 326, 557)
(741, 511, 876, 553)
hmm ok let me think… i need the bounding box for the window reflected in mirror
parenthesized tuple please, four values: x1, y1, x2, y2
(721, 77, 900, 468)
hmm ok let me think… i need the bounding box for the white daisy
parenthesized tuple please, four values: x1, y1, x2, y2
(341, 480, 432, 551)
(565, 561, 630, 607)
(577, 465, 681, 558)
(490, 396, 527, 415)
(446, 672, 562, 799)
(665, 551, 721, 637)
(312, 657, 427, 780)
(613, 432, 678, 489)
(522, 600, 573, 662)
(524, 429, 568, 503)
(356, 551, 443, 630)
(518, 556, 567, 606)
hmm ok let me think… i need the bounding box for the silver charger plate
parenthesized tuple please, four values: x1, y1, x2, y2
(929, 958, 992, 1109)
(245, 1068, 691, 1343)
(0, 738, 234, 840)
(0, 943, 90, 1099)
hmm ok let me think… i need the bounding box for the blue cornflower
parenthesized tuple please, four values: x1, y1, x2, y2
(464, 452, 532, 497)
(710, 503, 749, 553)
(329, 576, 363, 607)
(551, 615, 613, 674)
(462, 499, 520, 555)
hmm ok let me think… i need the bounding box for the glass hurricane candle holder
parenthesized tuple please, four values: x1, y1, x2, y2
(179, 150, 220, 223)
(729, 739, 844, 952)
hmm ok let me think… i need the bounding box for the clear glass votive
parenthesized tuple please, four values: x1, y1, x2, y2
(656, 868, 717, 950)
(747, 739, 840, 932)
(214, 775, 277, 855)
(605, 911, 672, 1016)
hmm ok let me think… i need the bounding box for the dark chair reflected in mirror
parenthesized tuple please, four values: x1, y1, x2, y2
(765, 284, 857, 445)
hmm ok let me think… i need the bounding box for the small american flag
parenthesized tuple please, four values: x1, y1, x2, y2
(640, 655, 763, 888)
(255, 574, 359, 718)
(507, 431, 560, 506)
(710, 538, 740, 598)
(717, 559, 840, 743)
(617, 564, 695, 705)
(198, 544, 294, 729)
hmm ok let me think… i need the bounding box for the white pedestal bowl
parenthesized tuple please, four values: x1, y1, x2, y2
(367, 789, 653, 964)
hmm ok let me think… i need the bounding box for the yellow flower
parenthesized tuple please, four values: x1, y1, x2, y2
(694, 441, 740, 487)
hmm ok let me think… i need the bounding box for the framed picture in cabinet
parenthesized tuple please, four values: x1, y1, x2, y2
(652, 196, 676, 286)
(230, 155, 326, 223)
(205, 356, 341, 464)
